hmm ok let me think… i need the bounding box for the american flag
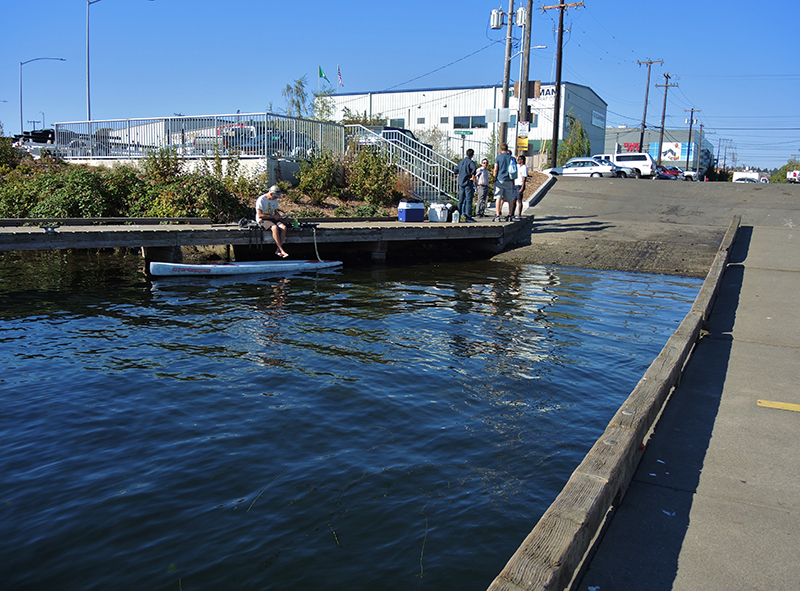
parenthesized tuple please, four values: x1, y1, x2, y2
(337, 64, 344, 87)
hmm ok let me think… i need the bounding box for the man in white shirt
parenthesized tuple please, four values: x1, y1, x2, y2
(255, 185, 289, 258)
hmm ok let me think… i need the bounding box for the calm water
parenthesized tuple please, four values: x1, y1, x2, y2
(0, 251, 702, 591)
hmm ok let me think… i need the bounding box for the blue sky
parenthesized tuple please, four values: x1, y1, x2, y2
(2, 0, 797, 169)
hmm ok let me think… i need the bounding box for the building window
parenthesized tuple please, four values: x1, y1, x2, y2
(417, 117, 425, 125)
(440, 117, 449, 124)
(470, 115, 487, 129)
(531, 114, 538, 128)
(389, 118, 405, 128)
(456, 116, 488, 129)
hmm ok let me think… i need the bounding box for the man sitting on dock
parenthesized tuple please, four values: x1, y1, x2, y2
(255, 185, 290, 258)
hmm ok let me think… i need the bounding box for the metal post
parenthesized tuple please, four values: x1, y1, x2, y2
(86, 0, 103, 122)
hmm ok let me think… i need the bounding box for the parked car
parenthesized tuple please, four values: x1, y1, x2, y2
(653, 165, 680, 180)
(592, 152, 657, 178)
(236, 130, 317, 158)
(595, 158, 633, 178)
(543, 157, 617, 177)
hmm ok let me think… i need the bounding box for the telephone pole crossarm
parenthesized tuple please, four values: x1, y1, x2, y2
(540, 1, 584, 11)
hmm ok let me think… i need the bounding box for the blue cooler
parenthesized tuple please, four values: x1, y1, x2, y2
(398, 201, 425, 222)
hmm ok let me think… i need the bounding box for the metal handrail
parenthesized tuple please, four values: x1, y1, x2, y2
(345, 125, 456, 202)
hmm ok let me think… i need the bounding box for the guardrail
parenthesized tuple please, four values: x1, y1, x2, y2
(53, 113, 345, 161)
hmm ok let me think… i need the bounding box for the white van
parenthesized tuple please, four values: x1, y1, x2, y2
(592, 152, 656, 178)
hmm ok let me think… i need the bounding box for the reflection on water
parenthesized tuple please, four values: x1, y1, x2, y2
(0, 250, 701, 590)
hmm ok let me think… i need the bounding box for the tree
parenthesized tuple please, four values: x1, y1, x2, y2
(313, 87, 336, 122)
(771, 157, 800, 183)
(283, 76, 309, 118)
(557, 109, 592, 166)
(484, 129, 499, 165)
(340, 107, 386, 126)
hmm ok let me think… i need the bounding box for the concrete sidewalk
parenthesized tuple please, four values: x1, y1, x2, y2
(576, 224, 800, 590)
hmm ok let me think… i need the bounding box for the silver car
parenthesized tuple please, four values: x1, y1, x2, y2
(543, 157, 617, 177)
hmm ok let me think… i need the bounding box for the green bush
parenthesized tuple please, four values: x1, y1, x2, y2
(0, 137, 27, 170)
(28, 166, 138, 218)
(130, 173, 249, 222)
(142, 147, 184, 183)
(298, 151, 343, 206)
(346, 147, 396, 206)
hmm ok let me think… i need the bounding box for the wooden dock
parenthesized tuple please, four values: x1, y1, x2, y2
(0, 216, 534, 264)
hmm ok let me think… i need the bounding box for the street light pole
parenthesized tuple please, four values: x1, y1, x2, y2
(86, 0, 103, 122)
(87, 0, 154, 122)
(20, 57, 66, 135)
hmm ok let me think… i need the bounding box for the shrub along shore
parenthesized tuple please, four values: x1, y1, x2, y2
(0, 141, 420, 223)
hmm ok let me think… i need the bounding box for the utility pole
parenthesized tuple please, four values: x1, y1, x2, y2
(655, 72, 678, 165)
(684, 107, 700, 172)
(499, 0, 515, 146)
(517, 0, 533, 155)
(542, 0, 584, 168)
(696, 123, 704, 181)
(637, 59, 662, 153)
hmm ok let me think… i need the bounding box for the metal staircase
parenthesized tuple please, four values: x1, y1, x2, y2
(345, 125, 457, 203)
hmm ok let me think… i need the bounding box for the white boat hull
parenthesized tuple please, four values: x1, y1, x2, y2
(149, 259, 342, 277)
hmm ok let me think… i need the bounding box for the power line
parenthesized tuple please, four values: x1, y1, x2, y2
(381, 41, 503, 92)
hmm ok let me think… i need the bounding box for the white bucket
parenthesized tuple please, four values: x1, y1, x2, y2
(428, 204, 447, 222)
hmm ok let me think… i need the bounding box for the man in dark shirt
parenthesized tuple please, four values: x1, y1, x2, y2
(456, 149, 477, 222)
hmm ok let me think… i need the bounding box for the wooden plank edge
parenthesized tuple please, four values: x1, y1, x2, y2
(692, 214, 740, 322)
(486, 306, 705, 591)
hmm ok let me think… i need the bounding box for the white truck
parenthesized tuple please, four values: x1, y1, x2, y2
(592, 152, 657, 178)
(733, 171, 760, 183)
(787, 170, 800, 183)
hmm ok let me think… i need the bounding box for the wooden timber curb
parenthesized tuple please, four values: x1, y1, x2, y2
(486, 214, 742, 591)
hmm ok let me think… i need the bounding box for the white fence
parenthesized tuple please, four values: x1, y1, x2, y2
(53, 112, 345, 160)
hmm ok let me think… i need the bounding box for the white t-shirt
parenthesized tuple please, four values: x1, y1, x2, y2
(255, 193, 279, 222)
(514, 164, 528, 187)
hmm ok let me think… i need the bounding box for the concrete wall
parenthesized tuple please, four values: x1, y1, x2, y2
(70, 157, 302, 185)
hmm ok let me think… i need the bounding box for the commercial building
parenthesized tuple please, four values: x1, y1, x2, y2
(604, 126, 716, 173)
(330, 82, 607, 167)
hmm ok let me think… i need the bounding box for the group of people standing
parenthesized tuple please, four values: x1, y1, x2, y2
(455, 143, 528, 222)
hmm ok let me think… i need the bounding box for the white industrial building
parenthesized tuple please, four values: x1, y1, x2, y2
(330, 82, 607, 166)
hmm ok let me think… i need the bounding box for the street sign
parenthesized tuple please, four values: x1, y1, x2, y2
(454, 130, 473, 136)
